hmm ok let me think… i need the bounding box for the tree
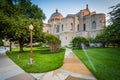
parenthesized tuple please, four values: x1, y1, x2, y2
(45, 34, 61, 52)
(104, 24, 120, 47)
(108, 3, 120, 47)
(71, 36, 89, 49)
(2, 16, 44, 52)
(109, 3, 120, 24)
(0, 38, 4, 46)
(95, 32, 108, 47)
(0, 0, 46, 52)
(95, 24, 120, 48)
(87, 38, 96, 43)
(95, 3, 120, 48)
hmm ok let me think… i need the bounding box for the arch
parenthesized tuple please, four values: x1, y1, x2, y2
(56, 25, 60, 33)
(77, 24, 79, 32)
(83, 24, 86, 31)
(71, 23, 73, 31)
(62, 24, 63, 31)
(92, 21, 96, 29)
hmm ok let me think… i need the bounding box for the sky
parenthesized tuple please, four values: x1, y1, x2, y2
(31, 0, 120, 23)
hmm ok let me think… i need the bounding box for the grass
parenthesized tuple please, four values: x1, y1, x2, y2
(72, 48, 120, 80)
(7, 47, 65, 73)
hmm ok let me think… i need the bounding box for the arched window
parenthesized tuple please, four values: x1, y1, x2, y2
(77, 24, 79, 32)
(66, 36, 67, 40)
(92, 21, 96, 29)
(47, 30, 49, 33)
(83, 24, 86, 31)
(62, 24, 63, 31)
(56, 25, 59, 33)
(71, 23, 73, 31)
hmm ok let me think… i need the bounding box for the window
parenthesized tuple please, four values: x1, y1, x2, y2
(71, 23, 73, 31)
(92, 21, 96, 29)
(82, 12, 84, 16)
(66, 36, 67, 40)
(56, 25, 59, 33)
(62, 24, 63, 31)
(83, 24, 86, 31)
(57, 35, 59, 39)
(47, 30, 49, 33)
(77, 24, 79, 32)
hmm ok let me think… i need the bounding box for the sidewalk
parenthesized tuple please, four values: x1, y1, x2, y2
(0, 48, 96, 80)
(31, 48, 96, 80)
(0, 53, 35, 80)
(61, 48, 95, 79)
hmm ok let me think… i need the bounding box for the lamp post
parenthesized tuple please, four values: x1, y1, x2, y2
(29, 24, 34, 65)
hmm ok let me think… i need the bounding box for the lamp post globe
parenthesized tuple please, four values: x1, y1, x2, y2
(29, 24, 34, 30)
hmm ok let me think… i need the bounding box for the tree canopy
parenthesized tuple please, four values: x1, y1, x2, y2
(72, 36, 89, 49)
(94, 3, 120, 48)
(108, 3, 120, 36)
(0, 0, 46, 52)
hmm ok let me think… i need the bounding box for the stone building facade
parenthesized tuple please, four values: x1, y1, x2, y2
(43, 5, 106, 46)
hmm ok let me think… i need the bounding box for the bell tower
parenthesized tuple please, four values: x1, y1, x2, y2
(86, 4, 88, 9)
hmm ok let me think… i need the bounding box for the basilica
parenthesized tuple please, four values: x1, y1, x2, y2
(43, 5, 106, 46)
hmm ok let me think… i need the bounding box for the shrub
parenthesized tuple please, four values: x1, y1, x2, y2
(45, 34, 61, 52)
(71, 36, 89, 49)
(0, 39, 4, 46)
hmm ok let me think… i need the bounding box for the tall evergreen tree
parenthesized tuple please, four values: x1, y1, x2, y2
(108, 3, 120, 47)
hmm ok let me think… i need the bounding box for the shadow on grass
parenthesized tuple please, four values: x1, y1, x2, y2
(10, 47, 65, 55)
(39, 48, 65, 54)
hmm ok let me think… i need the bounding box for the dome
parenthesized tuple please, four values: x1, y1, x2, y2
(50, 9, 63, 19)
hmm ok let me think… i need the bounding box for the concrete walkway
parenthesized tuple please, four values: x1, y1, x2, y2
(31, 48, 96, 80)
(0, 48, 96, 80)
(0, 53, 35, 80)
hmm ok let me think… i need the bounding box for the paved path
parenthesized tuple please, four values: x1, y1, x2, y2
(0, 48, 96, 80)
(0, 52, 35, 80)
(31, 48, 96, 80)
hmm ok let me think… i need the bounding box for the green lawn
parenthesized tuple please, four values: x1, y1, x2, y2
(72, 48, 120, 80)
(7, 47, 65, 73)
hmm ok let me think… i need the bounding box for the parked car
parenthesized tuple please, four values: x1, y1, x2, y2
(90, 43, 97, 47)
(90, 43, 102, 47)
(0, 46, 6, 54)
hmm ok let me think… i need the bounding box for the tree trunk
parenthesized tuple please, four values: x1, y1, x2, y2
(117, 40, 120, 48)
(19, 41, 24, 53)
(106, 43, 109, 48)
(112, 42, 115, 48)
(102, 42, 105, 48)
(10, 41, 12, 53)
